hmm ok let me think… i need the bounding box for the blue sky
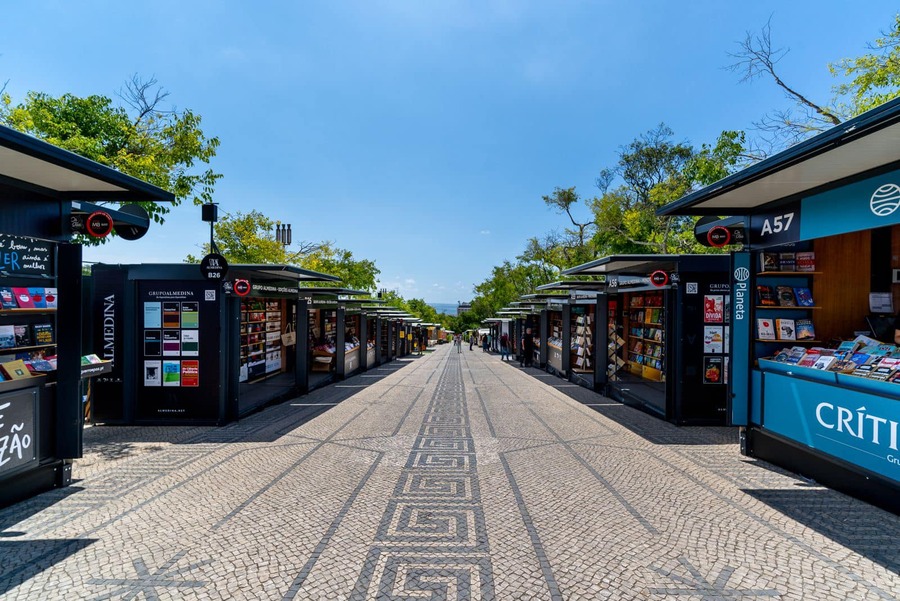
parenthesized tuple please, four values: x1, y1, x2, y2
(3, 1, 898, 303)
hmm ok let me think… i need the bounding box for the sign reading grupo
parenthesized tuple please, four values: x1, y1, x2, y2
(0, 233, 53, 277)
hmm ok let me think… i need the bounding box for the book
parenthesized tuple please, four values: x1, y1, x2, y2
(84, 354, 104, 364)
(11, 288, 35, 309)
(829, 359, 858, 373)
(851, 364, 876, 378)
(0, 325, 15, 349)
(0, 287, 16, 309)
(760, 252, 779, 272)
(850, 352, 871, 366)
(703, 326, 724, 353)
(181, 360, 199, 386)
(786, 346, 808, 364)
(776, 286, 797, 307)
(703, 356, 723, 384)
(756, 285, 777, 306)
(793, 287, 814, 307)
(32, 323, 54, 345)
(798, 351, 820, 367)
(776, 318, 796, 340)
(163, 330, 181, 356)
(795, 319, 816, 341)
(704, 295, 724, 323)
(27, 288, 48, 308)
(757, 318, 776, 340)
(144, 360, 162, 386)
(796, 251, 816, 272)
(13, 324, 31, 347)
(773, 348, 791, 362)
(779, 252, 796, 271)
(0, 359, 32, 379)
(43, 288, 57, 308)
(812, 355, 836, 370)
(163, 360, 181, 386)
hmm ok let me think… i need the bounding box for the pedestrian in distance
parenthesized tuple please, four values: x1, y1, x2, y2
(455, 333, 462, 353)
(522, 328, 534, 367)
(500, 333, 510, 361)
(469, 332, 475, 351)
(482, 334, 489, 352)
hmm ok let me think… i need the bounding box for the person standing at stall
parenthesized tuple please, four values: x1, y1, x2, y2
(521, 328, 534, 367)
(500, 332, 510, 361)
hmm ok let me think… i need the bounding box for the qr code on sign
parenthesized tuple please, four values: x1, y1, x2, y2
(686, 283, 698, 294)
(205, 290, 216, 301)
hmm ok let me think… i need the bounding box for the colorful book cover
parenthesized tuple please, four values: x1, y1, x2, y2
(760, 253, 779, 272)
(793, 287, 814, 307)
(836, 340, 860, 354)
(0, 325, 15, 349)
(84, 354, 104, 364)
(796, 251, 816, 272)
(703, 295, 724, 323)
(144, 360, 162, 386)
(776, 286, 797, 307)
(13, 324, 31, 347)
(786, 347, 808, 364)
(779, 252, 796, 271)
(0, 287, 17, 309)
(756, 285, 777, 306)
(795, 319, 816, 341)
(851, 364, 875, 378)
(162, 330, 180, 356)
(812, 355, 836, 370)
(144, 302, 161, 328)
(798, 351, 820, 367)
(28, 358, 54, 372)
(1, 359, 31, 379)
(162, 360, 181, 386)
(144, 330, 161, 356)
(181, 302, 199, 328)
(850, 352, 870, 365)
(43, 288, 58, 308)
(703, 356, 723, 384)
(773, 348, 791, 362)
(181, 330, 199, 356)
(776, 318, 796, 340)
(181, 360, 199, 386)
(162, 302, 180, 328)
(703, 326, 724, 353)
(11, 287, 35, 308)
(868, 366, 893, 381)
(27, 288, 48, 308)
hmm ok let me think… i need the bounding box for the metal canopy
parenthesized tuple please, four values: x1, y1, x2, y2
(232, 264, 340, 282)
(297, 286, 369, 296)
(0, 124, 176, 202)
(520, 293, 570, 300)
(562, 255, 682, 276)
(536, 280, 606, 291)
(657, 97, 900, 216)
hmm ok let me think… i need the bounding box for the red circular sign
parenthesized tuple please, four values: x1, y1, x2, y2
(233, 279, 251, 296)
(707, 226, 731, 248)
(86, 211, 113, 238)
(649, 270, 669, 287)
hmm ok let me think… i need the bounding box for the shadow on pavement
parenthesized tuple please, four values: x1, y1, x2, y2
(744, 488, 900, 575)
(0, 538, 97, 595)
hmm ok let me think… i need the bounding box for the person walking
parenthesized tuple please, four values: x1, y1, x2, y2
(500, 332, 510, 361)
(522, 327, 534, 367)
(469, 331, 476, 351)
(482, 333, 489, 352)
(455, 333, 462, 353)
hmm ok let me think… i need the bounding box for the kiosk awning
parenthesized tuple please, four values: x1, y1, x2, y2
(657, 97, 900, 216)
(536, 280, 606, 291)
(0, 124, 176, 203)
(232, 264, 340, 283)
(562, 255, 682, 276)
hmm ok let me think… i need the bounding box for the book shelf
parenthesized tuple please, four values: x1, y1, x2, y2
(626, 292, 665, 382)
(240, 298, 283, 383)
(0, 288, 58, 367)
(754, 251, 817, 352)
(570, 310, 593, 374)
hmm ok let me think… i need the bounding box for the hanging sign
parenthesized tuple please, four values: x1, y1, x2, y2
(707, 226, 731, 247)
(85, 211, 114, 238)
(114, 204, 151, 241)
(650, 270, 669, 287)
(233, 279, 251, 297)
(200, 253, 229, 280)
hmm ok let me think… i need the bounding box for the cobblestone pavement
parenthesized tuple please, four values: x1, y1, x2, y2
(1, 347, 898, 600)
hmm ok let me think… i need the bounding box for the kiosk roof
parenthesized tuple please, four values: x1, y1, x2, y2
(232, 264, 340, 282)
(0, 124, 176, 203)
(657, 97, 900, 216)
(562, 254, 683, 276)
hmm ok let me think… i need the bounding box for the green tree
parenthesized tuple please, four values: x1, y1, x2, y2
(729, 16, 900, 150)
(1, 75, 221, 235)
(186, 210, 380, 291)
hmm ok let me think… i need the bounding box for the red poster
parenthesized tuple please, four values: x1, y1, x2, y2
(703, 295, 724, 323)
(181, 360, 199, 387)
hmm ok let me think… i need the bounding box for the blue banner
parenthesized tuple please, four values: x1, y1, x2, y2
(801, 168, 900, 239)
(728, 252, 751, 426)
(763, 372, 900, 484)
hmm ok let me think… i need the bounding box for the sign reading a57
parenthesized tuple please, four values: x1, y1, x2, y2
(749, 201, 801, 246)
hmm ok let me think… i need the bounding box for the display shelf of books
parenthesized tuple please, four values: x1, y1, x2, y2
(571, 312, 593, 374)
(607, 302, 626, 380)
(0, 285, 59, 383)
(239, 299, 269, 383)
(264, 300, 282, 375)
(626, 292, 665, 381)
(754, 251, 818, 350)
(547, 315, 563, 350)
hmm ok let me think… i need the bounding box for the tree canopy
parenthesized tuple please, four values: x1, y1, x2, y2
(0, 76, 221, 237)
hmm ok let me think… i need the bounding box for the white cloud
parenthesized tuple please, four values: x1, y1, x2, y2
(480, 230, 491, 235)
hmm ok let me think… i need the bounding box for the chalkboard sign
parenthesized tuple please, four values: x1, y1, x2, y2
(0, 387, 38, 476)
(0, 234, 54, 277)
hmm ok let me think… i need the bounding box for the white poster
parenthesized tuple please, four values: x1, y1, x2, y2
(144, 360, 162, 386)
(703, 326, 724, 353)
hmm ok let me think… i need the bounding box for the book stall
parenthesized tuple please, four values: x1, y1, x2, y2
(301, 289, 373, 387)
(0, 125, 172, 507)
(657, 97, 900, 512)
(91, 264, 339, 425)
(562, 255, 731, 425)
(534, 282, 606, 390)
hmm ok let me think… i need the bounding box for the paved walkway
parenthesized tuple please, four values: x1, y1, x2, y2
(1, 346, 898, 600)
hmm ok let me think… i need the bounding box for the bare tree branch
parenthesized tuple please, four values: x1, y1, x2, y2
(118, 74, 175, 125)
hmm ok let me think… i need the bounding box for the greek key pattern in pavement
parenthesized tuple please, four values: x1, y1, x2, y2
(351, 356, 495, 600)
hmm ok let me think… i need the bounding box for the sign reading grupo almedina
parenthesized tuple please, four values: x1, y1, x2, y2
(0, 234, 53, 277)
